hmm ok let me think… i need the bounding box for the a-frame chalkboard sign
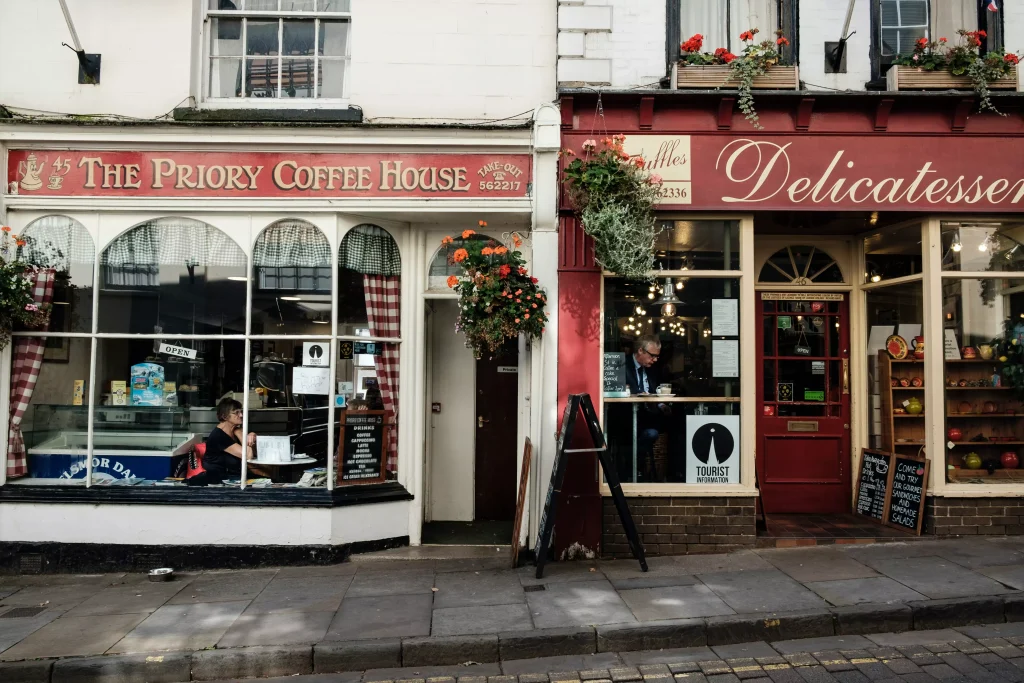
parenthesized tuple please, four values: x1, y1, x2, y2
(534, 393, 648, 578)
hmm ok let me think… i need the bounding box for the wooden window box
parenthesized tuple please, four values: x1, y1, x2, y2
(885, 65, 1021, 91)
(675, 64, 799, 90)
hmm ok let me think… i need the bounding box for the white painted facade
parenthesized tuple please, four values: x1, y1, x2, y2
(557, 0, 1024, 91)
(0, 0, 555, 122)
(0, 0, 562, 553)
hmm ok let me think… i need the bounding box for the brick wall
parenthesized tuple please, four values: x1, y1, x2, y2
(926, 496, 1024, 536)
(602, 496, 757, 557)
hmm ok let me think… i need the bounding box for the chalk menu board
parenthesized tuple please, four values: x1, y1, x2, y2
(888, 455, 929, 533)
(853, 449, 929, 535)
(855, 450, 890, 521)
(604, 352, 628, 397)
(337, 411, 387, 485)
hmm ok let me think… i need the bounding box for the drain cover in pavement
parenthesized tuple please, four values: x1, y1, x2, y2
(0, 606, 47, 618)
(523, 584, 546, 592)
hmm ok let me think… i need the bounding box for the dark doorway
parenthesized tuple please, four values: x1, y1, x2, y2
(474, 344, 519, 521)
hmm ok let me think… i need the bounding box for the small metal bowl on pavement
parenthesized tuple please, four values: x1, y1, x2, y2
(148, 568, 175, 582)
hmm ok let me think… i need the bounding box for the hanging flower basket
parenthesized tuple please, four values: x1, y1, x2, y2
(676, 64, 799, 89)
(442, 222, 547, 359)
(0, 227, 50, 349)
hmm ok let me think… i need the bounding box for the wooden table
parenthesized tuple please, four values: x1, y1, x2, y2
(603, 396, 740, 482)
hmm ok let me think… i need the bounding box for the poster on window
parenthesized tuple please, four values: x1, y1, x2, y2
(686, 415, 740, 484)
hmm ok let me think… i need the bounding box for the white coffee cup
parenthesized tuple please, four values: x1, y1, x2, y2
(656, 384, 672, 395)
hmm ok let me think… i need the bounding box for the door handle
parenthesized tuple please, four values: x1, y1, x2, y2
(842, 358, 849, 395)
(478, 416, 489, 428)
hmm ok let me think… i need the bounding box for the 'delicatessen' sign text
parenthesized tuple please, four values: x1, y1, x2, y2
(7, 150, 532, 199)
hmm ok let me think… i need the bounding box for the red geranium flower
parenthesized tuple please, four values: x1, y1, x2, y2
(776, 36, 790, 46)
(498, 264, 511, 278)
(680, 33, 704, 53)
(531, 277, 539, 284)
(1006, 53, 1020, 65)
(916, 37, 928, 49)
(739, 30, 753, 42)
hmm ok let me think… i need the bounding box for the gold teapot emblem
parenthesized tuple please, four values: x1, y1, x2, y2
(17, 153, 44, 191)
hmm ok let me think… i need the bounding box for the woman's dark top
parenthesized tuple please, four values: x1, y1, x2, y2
(203, 427, 242, 476)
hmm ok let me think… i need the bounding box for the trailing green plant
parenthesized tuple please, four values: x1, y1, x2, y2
(0, 225, 50, 350)
(992, 318, 1024, 400)
(441, 222, 547, 358)
(561, 135, 663, 280)
(893, 30, 1020, 114)
(730, 28, 789, 129)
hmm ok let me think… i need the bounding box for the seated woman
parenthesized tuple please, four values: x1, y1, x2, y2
(201, 398, 271, 481)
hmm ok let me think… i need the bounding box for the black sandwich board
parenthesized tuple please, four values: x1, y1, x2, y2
(534, 393, 647, 578)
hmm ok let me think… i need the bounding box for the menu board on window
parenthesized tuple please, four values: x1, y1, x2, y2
(337, 411, 388, 486)
(603, 352, 628, 397)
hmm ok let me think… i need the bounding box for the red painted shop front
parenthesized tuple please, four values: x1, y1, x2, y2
(556, 90, 1024, 553)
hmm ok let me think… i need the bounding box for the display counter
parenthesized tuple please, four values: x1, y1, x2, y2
(28, 430, 200, 481)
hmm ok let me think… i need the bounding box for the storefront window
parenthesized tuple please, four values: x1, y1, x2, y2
(759, 245, 843, 284)
(865, 282, 924, 452)
(603, 274, 741, 484)
(942, 276, 1024, 484)
(941, 221, 1024, 272)
(18, 216, 95, 333)
(252, 220, 332, 335)
(863, 224, 923, 283)
(334, 341, 399, 483)
(655, 220, 739, 271)
(99, 218, 247, 335)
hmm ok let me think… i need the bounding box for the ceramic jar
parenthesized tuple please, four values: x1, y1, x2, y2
(906, 397, 923, 415)
(1002, 452, 1020, 470)
(964, 452, 983, 470)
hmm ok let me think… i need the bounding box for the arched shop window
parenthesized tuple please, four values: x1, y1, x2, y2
(99, 217, 247, 334)
(338, 224, 401, 476)
(18, 215, 95, 334)
(427, 233, 499, 291)
(759, 245, 844, 285)
(251, 219, 332, 334)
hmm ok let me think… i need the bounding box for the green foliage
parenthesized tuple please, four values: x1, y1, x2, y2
(0, 228, 50, 349)
(561, 135, 663, 280)
(729, 28, 788, 129)
(893, 30, 1020, 114)
(993, 318, 1024, 400)
(441, 225, 547, 359)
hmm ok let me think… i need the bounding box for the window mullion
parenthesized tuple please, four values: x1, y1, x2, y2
(277, 18, 284, 98)
(315, 17, 320, 99)
(241, 18, 248, 97)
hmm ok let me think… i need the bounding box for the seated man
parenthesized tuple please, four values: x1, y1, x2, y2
(624, 334, 671, 482)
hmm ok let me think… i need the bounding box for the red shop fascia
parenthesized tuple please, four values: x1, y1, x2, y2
(553, 88, 1024, 553)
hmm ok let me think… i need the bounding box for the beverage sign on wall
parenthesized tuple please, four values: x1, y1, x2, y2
(7, 151, 532, 199)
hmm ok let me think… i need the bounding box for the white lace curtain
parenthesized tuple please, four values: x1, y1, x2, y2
(681, 0, 778, 53)
(18, 216, 95, 271)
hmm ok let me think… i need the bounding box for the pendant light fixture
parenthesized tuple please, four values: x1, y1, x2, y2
(656, 277, 683, 317)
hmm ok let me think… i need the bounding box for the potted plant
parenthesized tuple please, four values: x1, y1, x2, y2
(442, 222, 547, 358)
(0, 226, 50, 348)
(676, 30, 799, 118)
(888, 30, 1021, 113)
(561, 135, 663, 280)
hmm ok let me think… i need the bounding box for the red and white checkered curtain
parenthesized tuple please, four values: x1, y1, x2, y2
(363, 275, 400, 472)
(7, 268, 56, 478)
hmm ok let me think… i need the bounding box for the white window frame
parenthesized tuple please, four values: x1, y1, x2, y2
(202, 1, 352, 109)
(879, 0, 930, 57)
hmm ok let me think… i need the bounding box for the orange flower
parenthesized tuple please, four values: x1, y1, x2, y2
(524, 314, 530, 319)
(441, 235, 454, 245)
(446, 275, 459, 288)
(776, 36, 789, 46)
(532, 303, 537, 309)
(1, 226, 10, 233)
(515, 318, 520, 324)
(478, 220, 487, 228)
(453, 248, 469, 263)
(15, 240, 25, 247)
(512, 234, 522, 248)
(481, 247, 494, 256)
(494, 246, 508, 255)
(515, 289, 522, 295)
(462, 229, 476, 239)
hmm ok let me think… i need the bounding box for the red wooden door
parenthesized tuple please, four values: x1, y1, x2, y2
(756, 293, 851, 513)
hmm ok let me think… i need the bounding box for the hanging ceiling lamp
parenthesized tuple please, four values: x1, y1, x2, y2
(656, 277, 683, 317)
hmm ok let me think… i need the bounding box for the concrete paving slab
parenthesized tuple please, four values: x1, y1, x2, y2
(0, 583, 97, 611)
(757, 549, 878, 583)
(674, 551, 774, 575)
(107, 600, 250, 653)
(323, 593, 433, 641)
(363, 663, 502, 681)
(710, 642, 780, 659)
(865, 630, 975, 647)
(502, 653, 624, 674)
(433, 570, 527, 608)
(432, 603, 534, 636)
(770, 636, 874, 655)
(955, 623, 1024, 640)
(217, 610, 334, 646)
(0, 612, 147, 660)
(803, 577, 927, 607)
(619, 584, 736, 621)
(608, 575, 703, 591)
(520, 564, 606, 587)
(528, 580, 636, 629)
(866, 557, 1011, 600)
(931, 539, 1024, 569)
(244, 576, 351, 614)
(600, 557, 691, 581)
(63, 581, 187, 616)
(273, 564, 359, 578)
(698, 570, 829, 614)
(836, 542, 949, 568)
(619, 646, 716, 665)
(0, 608, 64, 654)
(346, 569, 437, 598)
(168, 569, 277, 604)
(2, 573, 126, 588)
(975, 565, 1024, 591)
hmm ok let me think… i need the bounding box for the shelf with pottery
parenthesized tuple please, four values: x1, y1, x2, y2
(943, 343, 1023, 480)
(878, 349, 926, 452)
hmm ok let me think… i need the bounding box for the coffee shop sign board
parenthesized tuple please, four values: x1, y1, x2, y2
(569, 134, 1024, 212)
(7, 150, 532, 198)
